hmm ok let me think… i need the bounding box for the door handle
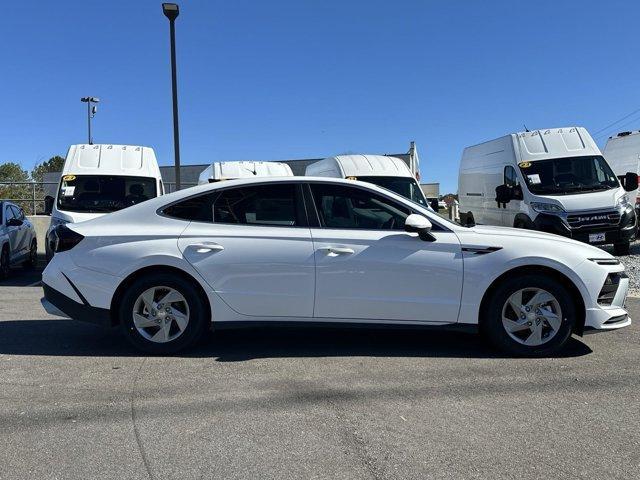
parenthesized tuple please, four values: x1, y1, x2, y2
(189, 243, 224, 253)
(321, 246, 354, 255)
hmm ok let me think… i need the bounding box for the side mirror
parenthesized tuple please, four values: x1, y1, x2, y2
(622, 172, 639, 192)
(512, 185, 524, 201)
(495, 184, 513, 204)
(44, 196, 54, 215)
(7, 218, 23, 227)
(404, 214, 435, 241)
(429, 198, 439, 211)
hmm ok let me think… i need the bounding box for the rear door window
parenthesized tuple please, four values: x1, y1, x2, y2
(213, 184, 301, 226)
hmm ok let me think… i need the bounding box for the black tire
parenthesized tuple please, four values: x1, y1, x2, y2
(24, 239, 37, 269)
(0, 246, 9, 279)
(613, 241, 630, 256)
(118, 273, 210, 354)
(481, 274, 576, 357)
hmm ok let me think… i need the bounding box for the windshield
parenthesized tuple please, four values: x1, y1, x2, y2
(57, 175, 157, 213)
(359, 176, 427, 206)
(519, 155, 619, 195)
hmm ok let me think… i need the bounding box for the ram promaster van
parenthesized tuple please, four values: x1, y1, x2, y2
(603, 130, 640, 211)
(45, 144, 163, 259)
(198, 161, 293, 184)
(305, 154, 428, 207)
(459, 127, 638, 255)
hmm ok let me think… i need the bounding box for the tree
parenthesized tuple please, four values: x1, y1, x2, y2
(0, 162, 32, 212)
(31, 155, 65, 183)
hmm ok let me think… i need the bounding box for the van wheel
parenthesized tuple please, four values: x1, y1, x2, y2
(481, 274, 575, 357)
(613, 241, 630, 256)
(118, 273, 209, 354)
(0, 246, 9, 279)
(24, 239, 37, 269)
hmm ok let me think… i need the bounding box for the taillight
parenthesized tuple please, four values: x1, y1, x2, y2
(52, 225, 84, 253)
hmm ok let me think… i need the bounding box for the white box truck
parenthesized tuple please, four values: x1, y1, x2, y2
(198, 161, 293, 184)
(45, 144, 163, 260)
(458, 127, 638, 255)
(305, 154, 429, 207)
(603, 130, 640, 211)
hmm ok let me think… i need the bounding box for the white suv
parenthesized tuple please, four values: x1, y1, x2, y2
(1, 201, 37, 278)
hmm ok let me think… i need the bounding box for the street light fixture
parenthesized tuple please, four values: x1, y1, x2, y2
(162, 2, 182, 190)
(80, 96, 100, 144)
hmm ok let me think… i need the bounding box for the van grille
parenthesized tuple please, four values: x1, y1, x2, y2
(566, 210, 620, 229)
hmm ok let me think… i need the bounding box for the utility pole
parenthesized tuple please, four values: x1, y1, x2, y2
(162, 3, 182, 190)
(80, 97, 100, 144)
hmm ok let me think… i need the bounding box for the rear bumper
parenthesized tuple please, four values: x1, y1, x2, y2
(42, 283, 112, 327)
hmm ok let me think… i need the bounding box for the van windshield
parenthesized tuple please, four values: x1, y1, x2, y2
(358, 176, 427, 206)
(519, 155, 619, 195)
(57, 175, 157, 213)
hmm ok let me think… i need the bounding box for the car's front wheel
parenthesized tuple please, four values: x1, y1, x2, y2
(0, 246, 9, 279)
(119, 273, 210, 354)
(482, 274, 576, 356)
(24, 239, 37, 269)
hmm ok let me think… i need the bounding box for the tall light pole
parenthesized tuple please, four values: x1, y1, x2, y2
(162, 3, 181, 190)
(80, 96, 99, 144)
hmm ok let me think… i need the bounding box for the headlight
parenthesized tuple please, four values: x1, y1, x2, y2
(616, 195, 630, 208)
(49, 216, 69, 228)
(531, 202, 565, 214)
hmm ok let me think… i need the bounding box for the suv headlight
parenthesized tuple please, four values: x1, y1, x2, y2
(531, 202, 565, 214)
(616, 195, 630, 209)
(49, 216, 69, 229)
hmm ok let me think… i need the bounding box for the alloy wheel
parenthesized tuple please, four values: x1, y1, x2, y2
(132, 286, 190, 343)
(501, 288, 563, 346)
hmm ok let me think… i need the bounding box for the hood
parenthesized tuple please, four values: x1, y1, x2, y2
(532, 187, 623, 211)
(469, 224, 613, 258)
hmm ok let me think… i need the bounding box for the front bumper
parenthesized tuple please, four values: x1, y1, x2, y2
(533, 207, 637, 245)
(580, 265, 631, 333)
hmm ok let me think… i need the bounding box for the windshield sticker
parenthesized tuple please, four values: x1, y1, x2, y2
(62, 174, 76, 181)
(62, 186, 75, 196)
(518, 162, 532, 168)
(527, 174, 541, 184)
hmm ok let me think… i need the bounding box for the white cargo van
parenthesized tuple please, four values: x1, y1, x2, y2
(45, 144, 163, 259)
(198, 161, 293, 184)
(603, 130, 640, 208)
(305, 154, 429, 207)
(458, 127, 638, 255)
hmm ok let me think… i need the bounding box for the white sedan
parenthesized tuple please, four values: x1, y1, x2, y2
(41, 177, 630, 355)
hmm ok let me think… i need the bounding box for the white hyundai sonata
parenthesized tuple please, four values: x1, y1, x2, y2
(41, 177, 630, 355)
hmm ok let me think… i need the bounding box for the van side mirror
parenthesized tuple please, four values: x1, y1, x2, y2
(44, 196, 54, 215)
(404, 214, 435, 241)
(495, 184, 513, 204)
(512, 185, 524, 200)
(622, 172, 639, 192)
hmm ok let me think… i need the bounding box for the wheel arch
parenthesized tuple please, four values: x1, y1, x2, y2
(109, 265, 212, 326)
(478, 265, 587, 335)
(513, 213, 535, 229)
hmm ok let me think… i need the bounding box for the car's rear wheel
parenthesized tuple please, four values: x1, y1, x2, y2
(481, 274, 576, 356)
(0, 246, 9, 279)
(24, 239, 37, 268)
(119, 273, 209, 354)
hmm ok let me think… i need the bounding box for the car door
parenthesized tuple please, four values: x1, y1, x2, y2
(307, 182, 463, 323)
(502, 165, 522, 227)
(175, 182, 316, 318)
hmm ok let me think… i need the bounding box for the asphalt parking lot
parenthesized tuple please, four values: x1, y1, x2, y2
(0, 267, 639, 480)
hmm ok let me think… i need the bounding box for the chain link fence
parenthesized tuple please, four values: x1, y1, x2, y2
(0, 181, 198, 215)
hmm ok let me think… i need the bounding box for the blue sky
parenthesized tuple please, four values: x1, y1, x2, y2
(2, 0, 639, 193)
